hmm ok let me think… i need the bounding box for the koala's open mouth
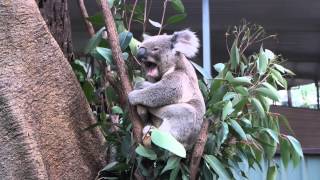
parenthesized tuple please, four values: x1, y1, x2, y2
(143, 61, 158, 78)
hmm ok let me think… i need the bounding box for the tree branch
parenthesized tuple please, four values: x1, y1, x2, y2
(77, 0, 95, 37)
(189, 119, 210, 180)
(100, 0, 143, 145)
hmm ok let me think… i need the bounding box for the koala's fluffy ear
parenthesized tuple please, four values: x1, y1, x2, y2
(171, 29, 200, 58)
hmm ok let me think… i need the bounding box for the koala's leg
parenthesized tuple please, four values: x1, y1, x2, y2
(149, 103, 200, 148)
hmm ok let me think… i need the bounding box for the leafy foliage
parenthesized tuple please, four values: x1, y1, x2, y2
(71, 1, 303, 179)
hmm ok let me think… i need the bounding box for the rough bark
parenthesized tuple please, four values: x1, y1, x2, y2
(189, 119, 210, 180)
(0, 0, 106, 179)
(37, 0, 74, 62)
(100, 0, 143, 144)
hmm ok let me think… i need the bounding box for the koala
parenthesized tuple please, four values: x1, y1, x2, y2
(128, 29, 205, 149)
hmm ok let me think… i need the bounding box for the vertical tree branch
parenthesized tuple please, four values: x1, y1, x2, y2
(128, 0, 138, 32)
(77, 0, 95, 37)
(158, 0, 168, 35)
(189, 119, 210, 180)
(100, 0, 143, 144)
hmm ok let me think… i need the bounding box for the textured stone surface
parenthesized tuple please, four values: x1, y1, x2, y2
(0, 0, 106, 179)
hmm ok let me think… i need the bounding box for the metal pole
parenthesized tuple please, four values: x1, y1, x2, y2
(202, 0, 212, 76)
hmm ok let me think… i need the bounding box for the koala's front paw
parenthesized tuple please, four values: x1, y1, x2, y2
(134, 81, 152, 90)
(128, 91, 138, 105)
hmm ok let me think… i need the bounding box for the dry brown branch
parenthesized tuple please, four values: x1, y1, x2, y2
(128, 0, 138, 31)
(158, 0, 168, 34)
(189, 119, 210, 180)
(77, 0, 95, 37)
(100, 0, 143, 145)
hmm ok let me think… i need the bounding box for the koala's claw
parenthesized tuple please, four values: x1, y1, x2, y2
(142, 125, 154, 147)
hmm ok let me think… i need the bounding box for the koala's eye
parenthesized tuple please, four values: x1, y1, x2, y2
(152, 47, 159, 52)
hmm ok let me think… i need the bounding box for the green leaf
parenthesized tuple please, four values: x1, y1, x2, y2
(135, 144, 157, 160)
(199, 80, 209, 99)
(265, 49, 276, 60)
(270, 68, 287, 89)
(230, 119, 247, 140)
(101, 161, 119, 172)
(82, 80, 95, 103)
(223, 92, 237, 101)
(204, 155, 231, 180)
(230, 41, 240, 70)
(286, 135, 303, 157)
(266, 165, 277, 180)
(122, 52, 129, 60)
(129, 37, 141, 56)
(149, 19, 161, 28)
(273, 64, 295, 75)
(112, 106, 123, 114)
(166, 13, 187, 25)
(87, 12, 104, 27)
(214, 63, 225, 73)
(151, 129, 186, 158)
(255, 87, 279, 101)
(190, 61, 212, 80)
(118, 31, 133, 50)
(261, 128, 279, 143)
(96, 47, 113, 64)
(170, 0, 185, 13)
(251, 98, 266, 119)
(169, 166, 180, 180)
(217, 122, 229, 145)
(280, 137, 290, 168)
(235, 86, 249, 96)
(231, 76, 252, 85)
(161, 156, 181, 174)
(257, 47, 268, 75)
(84, 27, 105, 54)
(222, 101, 234, 120)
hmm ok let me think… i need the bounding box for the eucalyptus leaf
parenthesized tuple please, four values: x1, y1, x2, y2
(257, 47, 268, 75)
(266, 165, 277, 180)
(96, 47, 113, 64)
(204, 155, 231, 180)
(230, 41, 240, 70)
(214, 63, 225, 73)
(135, 144, 157, 160)
(251, 98, 266, 119)
(261, 128, 279, 143)
(191, 61, 213, 80)
(169, 166, 180, 180)
(255, 87, 279, 101)
(118, 31, 133, 50)
(112, 106, 123, 114)
(235, 86, 249, 96)
(280, 137, 290, 168)
(170, 0, 185, 13)
(84, 27, 105, 54)
(270, 68, 287, 89)
(222, 101, 234, 120)
(151, 129, 186, 158)
(161, 156, 181, 174)
(149, 19, 162, 28)
(230, 119, 247, 140)
(166, 13, 187, 25)
(287, 135, 303, 157)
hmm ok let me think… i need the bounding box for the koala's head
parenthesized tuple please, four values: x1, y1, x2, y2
(137, 29, 199, 81)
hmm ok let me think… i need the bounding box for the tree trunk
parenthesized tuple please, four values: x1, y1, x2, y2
(0, 0, 106, 179)
(37, 0, 74, 62)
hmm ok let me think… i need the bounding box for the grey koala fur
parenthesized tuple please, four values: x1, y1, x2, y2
(128, 29, 205, 149)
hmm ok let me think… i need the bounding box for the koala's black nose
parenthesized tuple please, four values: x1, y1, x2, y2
(137, 47, 147, 61)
